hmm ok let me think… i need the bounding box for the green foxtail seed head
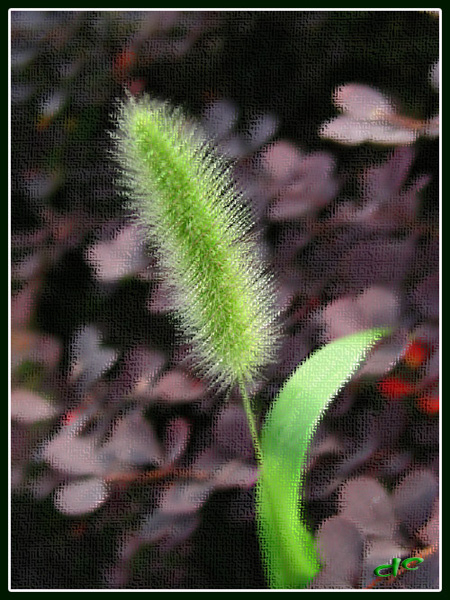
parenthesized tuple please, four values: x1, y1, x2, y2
(110, 93, 280, 390)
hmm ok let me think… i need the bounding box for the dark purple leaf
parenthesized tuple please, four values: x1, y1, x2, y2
(163, 417, 191, 465)
(150, 369, 206, 404)
(392, 470, 438, 537)
(316, 516, 365, 583)
(409, 273, 439, 322)
(101, 409, 164, 468)
(11, 389, 58, 424)
(160, 480, 216, 515)
(202, 99, 239, 138)
(338, 477, 395, 538)
(54, 477, 108, 515)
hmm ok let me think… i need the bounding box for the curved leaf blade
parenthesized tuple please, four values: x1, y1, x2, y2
(256, 327, 390, 589)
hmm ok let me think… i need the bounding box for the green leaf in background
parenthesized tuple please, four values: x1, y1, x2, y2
(256, 327, 390, 589)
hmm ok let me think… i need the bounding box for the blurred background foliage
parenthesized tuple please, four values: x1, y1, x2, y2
(11, 11, 439, 589)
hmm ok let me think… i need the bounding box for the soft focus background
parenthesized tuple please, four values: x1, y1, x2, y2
(10, 10, 439, 589)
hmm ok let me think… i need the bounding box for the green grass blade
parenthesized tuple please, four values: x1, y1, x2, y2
(256, 327, 390, 589)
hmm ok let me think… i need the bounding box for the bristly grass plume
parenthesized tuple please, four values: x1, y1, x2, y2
(111, 94, 280, 390)
(110, 93, 391, 590)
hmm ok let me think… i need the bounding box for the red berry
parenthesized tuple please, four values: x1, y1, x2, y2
(62, 409, 80, 425)
(379, 375, 414, 400)
(403, 340, 429, 368)
(113, 49, 136, 81)
(416, 394, 439, 415)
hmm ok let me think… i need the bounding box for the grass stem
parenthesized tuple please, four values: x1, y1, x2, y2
(239, 379, 263, 467)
